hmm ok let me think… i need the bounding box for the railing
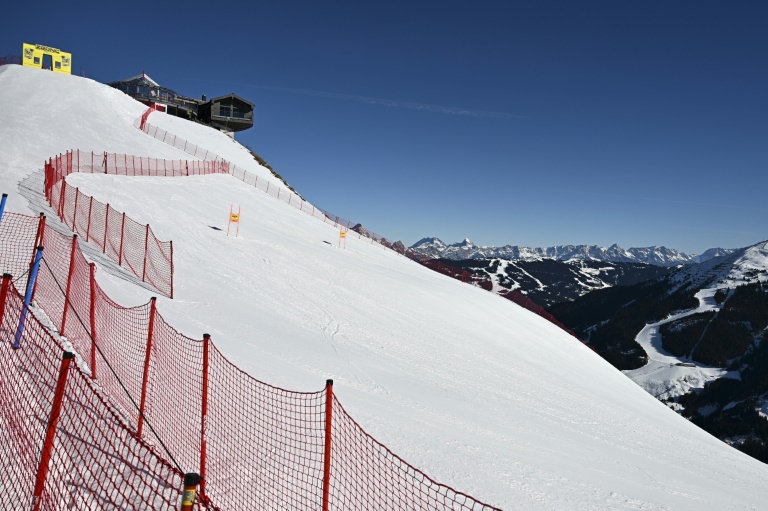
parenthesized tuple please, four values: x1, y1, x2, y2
(0, 54, 22, 66)
(1, 205, 502, 509)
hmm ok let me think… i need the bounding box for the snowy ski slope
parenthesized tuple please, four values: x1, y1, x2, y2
(2, 64, 768, 510)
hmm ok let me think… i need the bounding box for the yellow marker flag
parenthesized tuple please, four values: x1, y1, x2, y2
(230, 213, 240, 222)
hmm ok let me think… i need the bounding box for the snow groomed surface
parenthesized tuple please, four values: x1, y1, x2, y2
(3, 63, 768, 510)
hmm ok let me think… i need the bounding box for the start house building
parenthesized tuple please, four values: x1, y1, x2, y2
(109, 73, 254, 136)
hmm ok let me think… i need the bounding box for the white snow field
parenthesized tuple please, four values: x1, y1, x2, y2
(2, 64, 768, 510)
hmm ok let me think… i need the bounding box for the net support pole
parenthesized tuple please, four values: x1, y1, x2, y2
(60, 235, 78, 336)
(118, 212, 126, 266)
(103, 205, 110, 254)
(89, 263, 97, 379)
(180, 473, 201, 511)
(13, 246, 43, 349)
(142, 224, 149, 282)
(170, 241, 174, 299)
(322, 378, 334, 511)
(0, 193, 7, 223)
(32, 351, 74, 511)
(200, 334, 210, 501)
(0, 274, 12, 324)
(137, 297, 157, 437)
(30, 215, 46, 304)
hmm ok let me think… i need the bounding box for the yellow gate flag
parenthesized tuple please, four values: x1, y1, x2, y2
(230, 212, 240, 222)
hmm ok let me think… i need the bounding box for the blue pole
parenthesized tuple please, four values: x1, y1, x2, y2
(0, 193, 7, 223)
(13, 246, 44, 349)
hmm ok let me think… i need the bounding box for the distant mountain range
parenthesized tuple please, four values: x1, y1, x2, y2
(410, 237, 734, 267)
(549, 240, 768, 464)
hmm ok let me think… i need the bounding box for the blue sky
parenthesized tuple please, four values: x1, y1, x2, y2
(3, 1, 766, 254)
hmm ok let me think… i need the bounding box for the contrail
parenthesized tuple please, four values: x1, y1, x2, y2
(197, 79, 526, 119)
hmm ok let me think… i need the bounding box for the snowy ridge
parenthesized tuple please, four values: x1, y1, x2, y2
(3, 64, 768, 510)
(412, 237, 734, 267)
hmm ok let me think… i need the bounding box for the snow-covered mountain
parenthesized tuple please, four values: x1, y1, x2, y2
(411, 237, 734, 267)
(439, 257, 669, 307)
(552, 241, 768, 463)
(4, 64, 768, 510)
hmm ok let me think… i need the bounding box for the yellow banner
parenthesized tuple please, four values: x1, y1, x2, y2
(230, 213, 240, 222)
(22, 43, 72, 74)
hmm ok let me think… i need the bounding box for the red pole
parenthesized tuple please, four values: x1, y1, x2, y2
(102, 205, 110, 254)
(29, 214, 46, 303)
(72, 188, 79, 231)
(142, 224, 149, 282)
(200, 334, 210, 500)
(0, 274, 12, 324)
(59, 235, 78, 336)
(85, 196, 93, 242)
(170, 240, 174, 299)
(136, 297, 157, 437)
(322, 379, 334, 511)
(118, 212, 126, 266)
(32, 351, 74, 511)
(89, 263, 97, 379)
(57, 177, 67, 219)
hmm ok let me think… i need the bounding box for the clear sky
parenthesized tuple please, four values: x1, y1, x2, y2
(2, 1, 766, 254)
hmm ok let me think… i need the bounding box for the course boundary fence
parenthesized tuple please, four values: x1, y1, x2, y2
(0, 273, 191, 509)
(0, 54, 22, 66)
(1, 205, 502, 509)
(139, 107, 580, 339)
(42, 150, 232, 298)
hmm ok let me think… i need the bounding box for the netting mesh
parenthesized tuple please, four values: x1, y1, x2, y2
(329, 396, 499, 510)
(1, 131, 512, 508)
(204, 344, 326, 509)
(0, 279, 189, 510)
(0, 211, 39, 281)
(44, 151, 180, 298)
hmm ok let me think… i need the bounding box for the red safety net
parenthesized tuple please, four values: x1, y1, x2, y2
(0, 211, 40, 283)
(2, 204, 505, 509)
(329, 396, 499, 510)
(0, 278, 190, 510)
(0, 54, 22, 66)
(41, 149, 231, 298)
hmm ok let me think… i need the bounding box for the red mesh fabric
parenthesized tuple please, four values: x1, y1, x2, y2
(142, 312, 204, 477)
(204, 344, 326, 510)
(329, 397, 500, 510)
(91, 285, 152, 428)
(0, 280, 189, 509)
(0, 211, 39, 280)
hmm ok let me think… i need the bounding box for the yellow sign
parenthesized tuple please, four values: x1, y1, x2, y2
(230, 213, 240, 222)
(339, 231, 347, 238)
(22, 43, 72, 74)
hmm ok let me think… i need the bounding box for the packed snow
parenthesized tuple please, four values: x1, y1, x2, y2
(3, 64, 768, 510)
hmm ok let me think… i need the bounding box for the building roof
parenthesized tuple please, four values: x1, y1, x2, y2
(207, 93, 254, 108)
(118, 72, 159, 86)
